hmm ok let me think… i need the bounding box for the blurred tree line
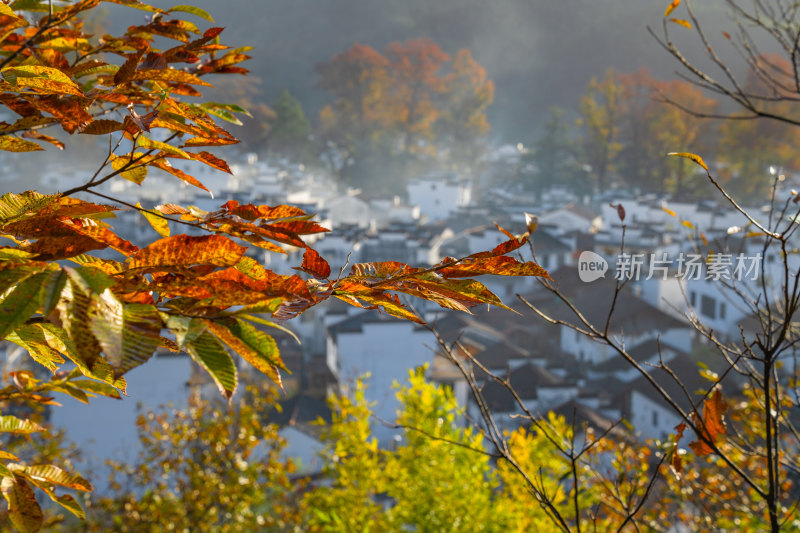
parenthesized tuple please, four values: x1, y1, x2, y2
(520, 63, 800, 200)
(3, 368, 779, 532)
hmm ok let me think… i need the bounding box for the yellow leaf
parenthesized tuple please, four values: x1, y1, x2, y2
(682, 220, 694, 229)
(661, 206, 677, 217)
(669, 18, 691, 29)
(668, 151, 709, 172)
(0, 136, 42, 152)
(136, 202, 170, 237)
(664, 0, 680, 17)
(137, 135, 190, 159)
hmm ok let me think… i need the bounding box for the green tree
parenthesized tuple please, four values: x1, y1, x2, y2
(521, 106, 585, 197)
(266, 89, 313, 163)
(72, 385, 299, 533)
(302, 369, 511, 532)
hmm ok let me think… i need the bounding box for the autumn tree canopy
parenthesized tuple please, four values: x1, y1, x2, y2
(316, 39, 493, 192)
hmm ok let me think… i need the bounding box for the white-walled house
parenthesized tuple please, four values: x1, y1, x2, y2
(469, 363, 579, 432)
(407, 173, 471, 222)
(326, 312, 434, 446)
(326, 194, 371, 229)
(534, 268, 693, 365)
(619, 355, 711, 442)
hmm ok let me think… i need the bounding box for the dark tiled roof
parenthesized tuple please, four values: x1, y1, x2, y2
(592, 339, 687, 373)
(550, 399, 627, 439)
(618, 354, 715, 415)
(268, 394, 332, 427)
(480, 363, 572, 413)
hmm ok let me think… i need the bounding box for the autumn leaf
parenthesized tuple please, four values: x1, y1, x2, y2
(129, 234, 246, 271)
(669, 18, 691, 29)
(688, 388, 727, 456)
(298, 246, 331, 279)
(664, 0, 680, 17)
(668, 151, 709, 172)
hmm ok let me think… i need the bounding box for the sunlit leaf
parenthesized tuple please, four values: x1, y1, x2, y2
(0, 135, 43, 152)
(669, 18, 691, 29)
(1, 475, 43, 533)
(129, 234, 246, 271)
(0, 415, 43, 434)
(167, 4, 214, 22)
(186, 331, 237, 399)
(668, 151, 709, 172)
(688, 388, 727, 456)
(664, 0, 680, 17)
(24, 465, 92, 492)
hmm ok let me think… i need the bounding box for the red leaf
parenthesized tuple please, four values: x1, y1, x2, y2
(610, 203, 626, 222)
(298, 247, 331, 279)
(204, 27, 224, 39)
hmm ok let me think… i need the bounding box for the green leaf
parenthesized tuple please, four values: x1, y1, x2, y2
(168, 4, 214, 21)
(0, 272, 49, 340)
(201, 101, 252, 117)
(165, 315, 205, 348)
(68, 379, 122, 399)
(236, 313, 300, 344)
(0, 415, 43, 434)
(24, 465, 92, 492)
(40, 270, 67, 317)
(88, 292, 161, 375)
(206, 318, 284, 383)
(6, 324, 65, 372)
(1, 475, 43, 533)
(186, 331, 237, 399)
(50, 383, 90, 404)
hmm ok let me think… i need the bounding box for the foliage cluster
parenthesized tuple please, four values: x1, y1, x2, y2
(0, 1, 543, 530)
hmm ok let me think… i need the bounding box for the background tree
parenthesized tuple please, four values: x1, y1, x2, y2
(436, 49, 494, 172)
(265, 89, 313, 163)
(577, 68, 625, 192)
(316, 40, 493, 192)
(519, 106, 585, 198)
(71, 385, 299, 533)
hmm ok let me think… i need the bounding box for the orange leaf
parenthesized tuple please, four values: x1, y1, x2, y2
(150, 159, 209, 192)
(664, 0, 680, 17)
(688, 389, 727, 456)
(79, 119, 125, 135)
(190, 150, 231, 173)
(298, 247, 331, 279)
(60, 219, 138, 256)
(669, 18, 691, 29)
(129, 234, 246, 270)
(436, 256, 550, 279)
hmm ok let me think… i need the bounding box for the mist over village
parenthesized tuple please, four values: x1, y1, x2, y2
(0, 0, 798, 531)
